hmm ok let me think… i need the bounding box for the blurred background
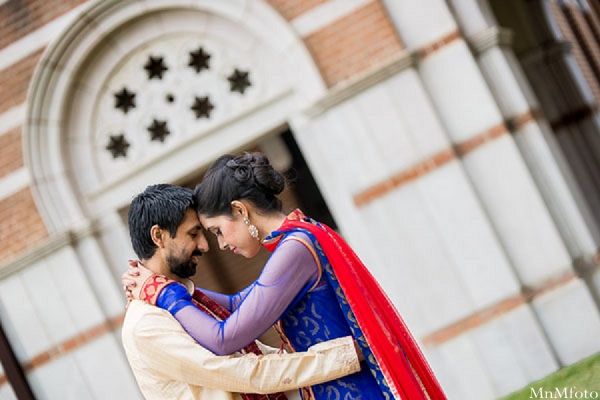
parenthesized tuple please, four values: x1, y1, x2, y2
(1, 0, 600, 398)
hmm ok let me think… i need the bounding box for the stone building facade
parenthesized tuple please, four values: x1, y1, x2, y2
(1, 0, 600, 398)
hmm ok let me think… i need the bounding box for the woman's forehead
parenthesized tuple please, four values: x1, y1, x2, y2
(198, 214, 230, 228)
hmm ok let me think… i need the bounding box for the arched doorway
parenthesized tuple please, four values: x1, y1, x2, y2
(25, 0, 328, 283)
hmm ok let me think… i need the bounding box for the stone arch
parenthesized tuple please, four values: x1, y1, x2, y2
(25, 0, 325, 233)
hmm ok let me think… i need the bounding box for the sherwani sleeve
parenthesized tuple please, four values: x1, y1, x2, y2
(133, 306, 361, 394)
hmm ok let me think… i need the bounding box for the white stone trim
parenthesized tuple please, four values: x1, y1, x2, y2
(0, 4, 85, 71)
(469, 26, 513, 55)
(446, 0, 499, 39)
(0, 168, 30, 201)
(0, 103, 25, 136)
(382, 0, 458, 50)
(291, 0, 373, 37)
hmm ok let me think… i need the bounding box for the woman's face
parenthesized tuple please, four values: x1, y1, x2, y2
(199, 213, 261, 258)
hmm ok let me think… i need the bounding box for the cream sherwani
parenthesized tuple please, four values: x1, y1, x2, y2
(122, 300, 361, 400)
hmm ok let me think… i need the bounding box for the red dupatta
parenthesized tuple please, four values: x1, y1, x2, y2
(263, 210, 446, 400)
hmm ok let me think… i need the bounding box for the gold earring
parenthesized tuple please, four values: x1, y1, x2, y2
(243, 217, 260, 240)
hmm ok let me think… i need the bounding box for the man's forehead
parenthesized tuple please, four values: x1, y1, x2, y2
(180, 208, 201, 227)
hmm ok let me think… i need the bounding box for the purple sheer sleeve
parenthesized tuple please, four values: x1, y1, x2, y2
(167, 234, 319, 355)
(195, 288, 245, 311)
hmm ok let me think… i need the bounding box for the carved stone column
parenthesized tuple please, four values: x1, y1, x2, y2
(382, 0, 600, 387)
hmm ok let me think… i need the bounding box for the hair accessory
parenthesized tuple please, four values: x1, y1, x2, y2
(243, 217, 260, 240)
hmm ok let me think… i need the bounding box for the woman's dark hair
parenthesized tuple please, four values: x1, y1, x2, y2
(195, 152, 284, 217)
(128, 184, 197, 259)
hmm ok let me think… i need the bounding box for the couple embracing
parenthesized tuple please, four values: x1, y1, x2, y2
(121, 152, 446, 400)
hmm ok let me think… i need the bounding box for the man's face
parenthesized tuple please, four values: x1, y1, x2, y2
(163, 209, 208, 278)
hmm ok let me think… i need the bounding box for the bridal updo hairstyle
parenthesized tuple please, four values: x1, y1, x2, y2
(195, 152, 285, 217)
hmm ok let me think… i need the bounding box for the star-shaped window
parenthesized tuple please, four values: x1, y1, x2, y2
(147, 119, 170, 142)
(227, 69, 251, 94)
(191, 96, 214, 119)
(189, 47, 211, 74)
(106, 134, 130, 158)
(114, 87, 136, 114)
(144, 56, 168, 80)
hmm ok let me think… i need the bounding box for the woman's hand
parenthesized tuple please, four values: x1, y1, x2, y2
(122, 260, 154, 304)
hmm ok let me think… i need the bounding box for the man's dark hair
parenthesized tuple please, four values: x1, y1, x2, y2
(128, 184, 197, 259)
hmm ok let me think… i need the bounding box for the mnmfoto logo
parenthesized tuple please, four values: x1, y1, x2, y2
(530, 387, 599, 398)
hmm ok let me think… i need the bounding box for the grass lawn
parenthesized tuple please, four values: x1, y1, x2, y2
(501, 352, 600, 399)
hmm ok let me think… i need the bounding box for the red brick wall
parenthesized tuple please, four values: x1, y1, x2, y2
(549, 0, 600, 104)
(0, 128, 23, 179)
(563, 4, 600, 92)
(0, 0, 88, 51)
(0, 48, 44, 115)
(304, 0, 404, 87)
(266, 0, 328, 20)
(0, 188, 48, 264)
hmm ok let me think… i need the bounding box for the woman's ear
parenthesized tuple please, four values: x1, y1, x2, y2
(231, 200, 248, 218)
(150, 225, 164, 247)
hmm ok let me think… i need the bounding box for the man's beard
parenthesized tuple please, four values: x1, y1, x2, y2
(166, 251, 201, 279)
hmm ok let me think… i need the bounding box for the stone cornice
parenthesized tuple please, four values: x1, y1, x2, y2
(519, 39, 572, 65)
(469, 26, 513, 55)
(0, 219, 98, 279)
(304, 51, 416, 118)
